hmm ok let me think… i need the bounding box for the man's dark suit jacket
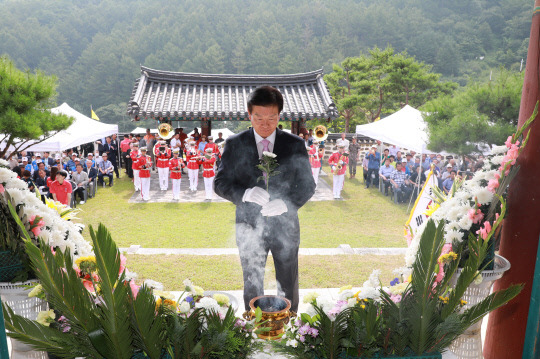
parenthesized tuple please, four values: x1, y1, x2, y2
(214, 128, 315, 229)
(85, 167, 98, 181)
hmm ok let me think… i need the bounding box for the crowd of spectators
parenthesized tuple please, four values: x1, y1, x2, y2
(1, 134, 122, 207)
(359, 144, 483, 203)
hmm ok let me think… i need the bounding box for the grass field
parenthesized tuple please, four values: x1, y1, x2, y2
(77, 166, 409, 249)
(125, 254, 404, 291)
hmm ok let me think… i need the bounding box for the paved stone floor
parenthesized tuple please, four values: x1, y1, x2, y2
(128, 169, 335, 203)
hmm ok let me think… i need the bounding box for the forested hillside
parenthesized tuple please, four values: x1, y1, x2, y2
(0, 0, 532, 131)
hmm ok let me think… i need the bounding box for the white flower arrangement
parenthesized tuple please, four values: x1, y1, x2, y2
(262, 151, 277, 158)
(0, 168, 93, 261)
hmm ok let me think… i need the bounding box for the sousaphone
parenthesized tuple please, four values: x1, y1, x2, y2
(158, 123, 174, 140)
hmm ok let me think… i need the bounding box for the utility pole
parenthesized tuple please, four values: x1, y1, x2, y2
(483, 2, 540, 357)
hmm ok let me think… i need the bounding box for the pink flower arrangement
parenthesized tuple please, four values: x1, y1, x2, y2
(119, 254, 127, 275)
(29, 215, 45, 237)
(467, 208, 484, 224)
(0, 183, 4, 193)
(129, 280, 139, 299)
(476, 221, 492, 241)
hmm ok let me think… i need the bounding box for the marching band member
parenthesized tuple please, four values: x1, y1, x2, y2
(204, 135, 220, 170)
(154, 140, 171, 191)
(185, 140, 202, 192)
(201, 147, 216, 200)
(328, 144, 349, 199)
(130, 142, 141, 191)
(308, 139, 323, 185)
(169, 148, 184, 200)
(137, 147, 152, 201)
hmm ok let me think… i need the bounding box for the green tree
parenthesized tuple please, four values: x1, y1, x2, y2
(424, 69, 523, 155)
(325, 47, 455, 133)
(0, 56, 73, 159)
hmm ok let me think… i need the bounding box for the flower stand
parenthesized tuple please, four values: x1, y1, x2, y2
(448, 255, 511, 359)
(0, 280, 48, 359)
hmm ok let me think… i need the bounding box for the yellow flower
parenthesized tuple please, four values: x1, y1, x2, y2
(303, 291, 319, 304)
(156, 298, 177, 310)
(438, 252, 459, 264)
(438, 296, 449, 304)
(28, 284, 43, 298)
(75, 256, 97, 274)
(213, 293, 230, 307)
(360, 304, 366, 309)
(460, 300, 467, 306)
(36, 310, 55, 326)
(192, 285, 204, 297)
(338, 285, 352, 294)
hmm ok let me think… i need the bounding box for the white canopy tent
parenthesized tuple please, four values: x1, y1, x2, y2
(2, 103, 118, 153)
(355, 105, 432, 154)
(130, 127, 158, 135)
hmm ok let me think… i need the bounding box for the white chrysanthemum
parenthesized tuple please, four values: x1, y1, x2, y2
(475, 188, 494, 205)
(453, 190, 472, 203)
(262, 151, 277, 158)
(338, 290, 355, 301)
(458, 216, 473, 232)
(0, 168, 17, 183)
(0, 159, 9, 167)
(490, 156, 504, 166)
(183, 279, 192, 288)
(446, 207, 462, 222)
(356, 286, 380, 300)
(286, 339, 298, 348)
(368, 269, 381, 287)
(490, 145, 508, 155)
(6, 188, 26, 206)
(304, 303, 317, 317)
(6, 177, 29, 190)
(178, 301, 191, 313)
(195, 297, 220, 313)
(124, 269, 138, 281)
(445, 221, 461, 232)
(315, 296, 335, 313)
(444, 229, 463, 244)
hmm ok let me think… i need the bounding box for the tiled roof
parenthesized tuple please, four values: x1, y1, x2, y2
(127, 66, 338, 121)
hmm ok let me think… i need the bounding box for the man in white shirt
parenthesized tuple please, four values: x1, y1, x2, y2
(336, 133, 350, 151)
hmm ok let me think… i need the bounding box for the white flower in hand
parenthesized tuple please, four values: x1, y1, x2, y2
(263, 151, 277, 158)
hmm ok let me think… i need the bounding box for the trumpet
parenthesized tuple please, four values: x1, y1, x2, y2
(158, 123, 174, 140)
(314, 125, 328, 141)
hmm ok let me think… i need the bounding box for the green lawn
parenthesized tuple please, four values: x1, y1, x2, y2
(125, 254, 403, 291)
(77, 166, 409, 248)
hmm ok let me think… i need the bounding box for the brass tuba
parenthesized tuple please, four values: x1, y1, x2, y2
(158, 123, 174, 140)
(314, 125, 328, 141)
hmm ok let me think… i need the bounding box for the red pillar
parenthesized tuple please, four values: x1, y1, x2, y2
(484, 2, 540, 357)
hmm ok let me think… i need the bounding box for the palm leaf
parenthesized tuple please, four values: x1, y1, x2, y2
(3, 304, 102, 358)
(314, 305, 351, 359)
(130, 284, 167, 359)
(89, 223, 133, 359)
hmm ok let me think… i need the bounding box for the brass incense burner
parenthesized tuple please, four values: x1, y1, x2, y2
(243, 295, 295, 340)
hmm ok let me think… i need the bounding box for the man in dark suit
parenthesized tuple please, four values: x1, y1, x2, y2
(103, 136, 119, 179)
(214, 86, 316, 312)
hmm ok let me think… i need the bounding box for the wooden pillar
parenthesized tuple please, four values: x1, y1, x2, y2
(484, 2, 540, 357)
(299, 118, 307, 136)
(291, 121, 299, 135)
(201, 118, 211, 137)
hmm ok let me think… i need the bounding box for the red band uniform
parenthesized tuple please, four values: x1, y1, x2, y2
(154, 143, 171, 191)
(328, 148, 349, 199)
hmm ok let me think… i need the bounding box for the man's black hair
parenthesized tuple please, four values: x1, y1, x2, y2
(247, 86, 284, 114)
(57, 170, 68, 177)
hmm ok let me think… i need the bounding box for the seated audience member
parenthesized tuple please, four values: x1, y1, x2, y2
(388, 155, 396, 168)
(395, 151, 403, 165)
(98, 153, 114, 187)
(66, 153, 77, 172)
(49, 170, 72, 206)
(85, 153, 96, 169)
(22, 157, 33, 176)
(34, 169, 49, 192)
(365, 145, 381, 188)
(443, 170, 456, 194)
(33, 161, 50, 181)
(381, 148, 390, 166)
(379, 158, 395, 196)
(84, 159, 98, 197)
(72, 164, 89, 204)
(21, 170, 35, 192)
(390, 162, 409, 203)
(441, 164, 453, 181)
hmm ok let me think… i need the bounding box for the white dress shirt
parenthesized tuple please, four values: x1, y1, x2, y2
(254, 130, 276, 158)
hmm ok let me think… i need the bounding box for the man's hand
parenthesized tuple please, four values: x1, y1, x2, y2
(260, 199, 287, 217)
(242, 187, 270, 206)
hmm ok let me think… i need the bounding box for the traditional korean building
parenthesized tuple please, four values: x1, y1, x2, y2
(127, 66, 338, 136)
